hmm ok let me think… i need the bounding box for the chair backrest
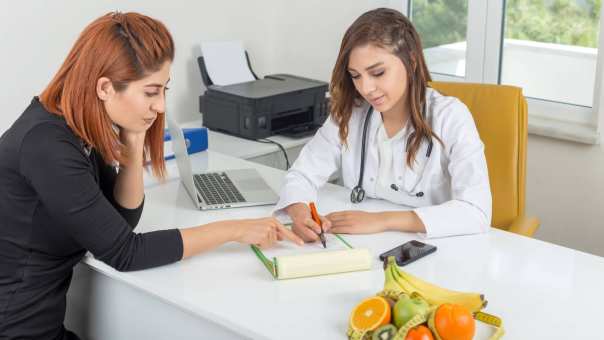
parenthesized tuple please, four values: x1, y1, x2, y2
(429, 81, 527, 229)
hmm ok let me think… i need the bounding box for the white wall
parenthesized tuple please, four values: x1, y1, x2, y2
(0, 1, 275, 129)
(269, 0, 403, 82)
(1, 2, 603, 257)
(527, 136, 604, 256)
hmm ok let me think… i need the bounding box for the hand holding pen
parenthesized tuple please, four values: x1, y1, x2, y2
(309, 202, 327, 248)
(284, 202, 332, 244)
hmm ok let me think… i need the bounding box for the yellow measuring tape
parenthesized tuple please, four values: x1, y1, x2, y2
(474, 311, 505, 339)
(475, 311, 502, 327)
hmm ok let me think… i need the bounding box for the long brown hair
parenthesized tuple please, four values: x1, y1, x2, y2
(39, 12, 174, 178)
(330, 8, 441, 168)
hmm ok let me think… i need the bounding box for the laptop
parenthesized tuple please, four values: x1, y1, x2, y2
(167, 117, 279, 210)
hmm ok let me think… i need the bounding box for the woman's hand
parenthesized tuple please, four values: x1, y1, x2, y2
(285, 202, 332, 242)
(325, 210, 387, 234)
(119, 129, 146, 158)
(230, 217, 304, 249)
(180, 217, 304, 258)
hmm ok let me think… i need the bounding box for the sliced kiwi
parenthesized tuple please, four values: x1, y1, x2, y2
(371, 324, 397, 340)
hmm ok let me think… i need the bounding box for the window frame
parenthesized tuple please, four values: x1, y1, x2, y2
(404, 0, 603, 144)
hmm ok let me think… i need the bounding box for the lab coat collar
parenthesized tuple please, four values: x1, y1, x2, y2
(376, 116, 412, 143)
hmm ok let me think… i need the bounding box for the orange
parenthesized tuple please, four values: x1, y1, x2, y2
(349, 296, 392, 331)
(406, 325, 434, 340)
(434, 303, 475, 340)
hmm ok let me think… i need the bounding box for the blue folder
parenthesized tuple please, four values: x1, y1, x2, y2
(163, 127, 208, 160)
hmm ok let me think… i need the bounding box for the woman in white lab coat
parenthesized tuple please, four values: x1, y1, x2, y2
(274, 8, 492, 240)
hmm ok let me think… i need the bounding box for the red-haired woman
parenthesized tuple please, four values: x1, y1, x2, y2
(274, 8, 492, 241)
(0, 12, 301, 340)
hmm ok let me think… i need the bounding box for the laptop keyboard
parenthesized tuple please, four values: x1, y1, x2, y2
(193, 172, 247, 206)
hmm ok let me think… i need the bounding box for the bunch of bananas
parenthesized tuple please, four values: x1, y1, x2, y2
(381, 256, 486, 314)
(347, 257, 504, 340)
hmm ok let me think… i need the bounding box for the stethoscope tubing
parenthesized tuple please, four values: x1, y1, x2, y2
(350, 102, 432, 203)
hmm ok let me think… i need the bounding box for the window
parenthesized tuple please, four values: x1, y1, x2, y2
(410, 0, 469, 78)
(404, 0, 604, 144)
(502, 0, 600, 108)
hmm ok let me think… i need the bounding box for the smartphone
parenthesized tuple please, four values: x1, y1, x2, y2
(379, 240, 437, 266)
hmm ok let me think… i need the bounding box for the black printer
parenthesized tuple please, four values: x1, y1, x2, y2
(198, 54, 329, 139)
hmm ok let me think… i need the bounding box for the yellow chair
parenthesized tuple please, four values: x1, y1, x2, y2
(430, 81, 540, 237)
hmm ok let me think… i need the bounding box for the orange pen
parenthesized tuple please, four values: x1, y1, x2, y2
(309, 202, 327, 248)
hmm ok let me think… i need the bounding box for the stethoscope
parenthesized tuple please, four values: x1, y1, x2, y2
(350, 102, 434, 203)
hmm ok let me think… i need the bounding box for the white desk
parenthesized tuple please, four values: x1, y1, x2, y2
(208, 129, 311, 169)
(181, 119, 312, 170)
(66, 151, 604, 340)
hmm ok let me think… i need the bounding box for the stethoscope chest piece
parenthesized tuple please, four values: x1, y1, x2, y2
(350, 185, 365, 203)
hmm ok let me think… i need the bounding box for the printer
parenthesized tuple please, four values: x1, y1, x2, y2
(198, 53, 329, 139)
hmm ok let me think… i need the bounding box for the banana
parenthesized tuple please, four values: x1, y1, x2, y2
(401, 266, 483, 313)
(394, 265, 485, 313)
(381, 259, 407, 300)
(383, 257, 486, 313)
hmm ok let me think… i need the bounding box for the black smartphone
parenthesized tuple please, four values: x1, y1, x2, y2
(379, 240, 437, 266)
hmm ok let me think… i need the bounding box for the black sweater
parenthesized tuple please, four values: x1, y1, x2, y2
(0, 98, 183, 339)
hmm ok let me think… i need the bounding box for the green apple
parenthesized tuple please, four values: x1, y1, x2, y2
(392, 295, 430, 328)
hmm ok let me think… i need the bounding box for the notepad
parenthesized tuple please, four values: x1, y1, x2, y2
(251, 233, 372, 280)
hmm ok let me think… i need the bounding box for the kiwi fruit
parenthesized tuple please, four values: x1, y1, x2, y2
(371, 324, 397, 340)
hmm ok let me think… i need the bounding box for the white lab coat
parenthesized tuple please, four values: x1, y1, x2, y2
(274, 88, 492, 238)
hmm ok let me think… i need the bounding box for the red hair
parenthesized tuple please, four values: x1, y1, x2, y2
(40, 12, 175, 178)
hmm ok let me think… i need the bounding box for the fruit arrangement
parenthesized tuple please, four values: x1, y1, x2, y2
(347, 257, 504, 340)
